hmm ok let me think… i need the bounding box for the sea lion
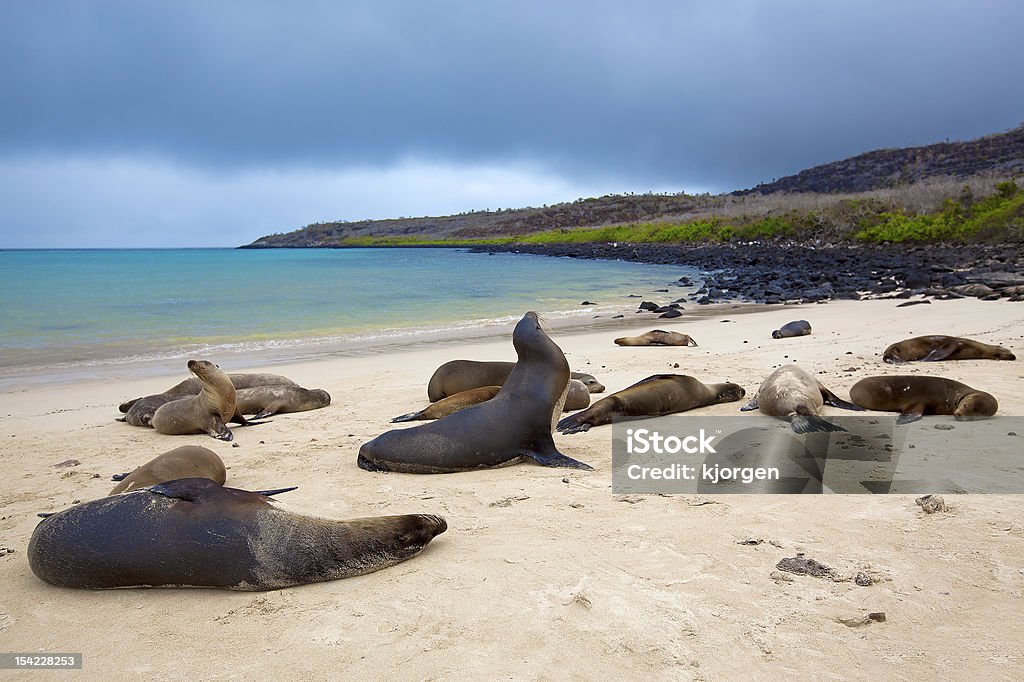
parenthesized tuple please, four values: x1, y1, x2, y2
(882, 335, 1016, 364)
(119, 373, 299, 413)
(392, 379, 591, 423)
(28, 477, 446, 590)
(556, 374, 746, 434)
(151, 360, 238, 440)
(850, 375, 998, 424)
(109, 446, 226, 494)
(235, 386, 331, 419)
(426, 360, 605, 401)
(740, 364, 862, 433)
(614, 330, 698, 347)
(359, 312, 591, 472)
(772, 320, 811, 339)
(118, 394, 178, 427)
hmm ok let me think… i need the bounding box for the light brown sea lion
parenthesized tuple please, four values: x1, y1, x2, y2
(772, 320, 811, 339)
(392, 379, 591, 423)
(614, 330, 698, 347)
(118, 373, 299, 413)
(556, 374, 745, 434)
(740, 364, 862, 433)
(426, 360, 605, 401)
(28, 477, 446, 590)
(151, 360, 238, 441)
(234, 386, 331, 419)
(109, 446, 226, 494)
(850, 375, 998, 424)
(882, 335, 1016, 364)
(359, 312, 591, 472)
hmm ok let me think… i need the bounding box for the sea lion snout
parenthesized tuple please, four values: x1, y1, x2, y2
(393, 514, 448, 552)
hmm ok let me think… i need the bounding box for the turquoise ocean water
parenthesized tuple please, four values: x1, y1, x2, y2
(0, 248, 694, 378)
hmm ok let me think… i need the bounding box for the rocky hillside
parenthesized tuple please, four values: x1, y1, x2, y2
(737, 124, 1024, 195)
(243, 125, 1024, 247)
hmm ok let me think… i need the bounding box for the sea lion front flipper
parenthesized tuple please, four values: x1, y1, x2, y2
(391, 410, 426, 423)
(895, 411, 924, 425)
(524, 446, 593, 470)
(253, 486, 298, 496)
(210, 420, 234, 441)
(739, 396, 759, 412)
(250, 409, 278, 420)
(110, 471, 131, 481)
(790, 410, 848, 434)
(147, 477, 220, 501)
(819, 386, 864, 411)
(556, 413, 592, 434)
(232, 418, 271, 428)
(921, 342, 959, 362)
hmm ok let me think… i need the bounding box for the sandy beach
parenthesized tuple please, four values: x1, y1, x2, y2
(1, 298, 1023, 680)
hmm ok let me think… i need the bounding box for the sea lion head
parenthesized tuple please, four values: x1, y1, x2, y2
(342, 514, 449, 564)
(573, 372, 605, 393)
(953, 390, 998, 421)
(882, 343, 904, 364)
(188, 359, 222, 380)
(995, 347, 1016, 361)
(771, 330, 784, 339)
(718, 382, 747, 402)
(308, 388, 332, 406)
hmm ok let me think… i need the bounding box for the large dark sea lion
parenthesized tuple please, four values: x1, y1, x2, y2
(426, 360, 605, 401)
(151, 360, 239, 440)
(119, 373, 299, 413)
(556, 374, 746, 434)
(772, 320, 811, 339)
(359, 312, 592, 472)
(109, 446, 226, 494)
(882, 335, 1016, 363)
(28, 478, 446, 590)
(235, 386, 331, 419)
(392, 379, 591, 423)
(850, 375, 998, 424)
(740, 364, 862, 433)
(614, 330, 698, 347)
(119, 394, 178, 427)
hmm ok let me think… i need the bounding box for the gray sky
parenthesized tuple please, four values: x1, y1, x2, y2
(2, 0, 1022, 247)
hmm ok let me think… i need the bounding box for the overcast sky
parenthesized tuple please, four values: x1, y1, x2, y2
(2, 1, 1022, 248)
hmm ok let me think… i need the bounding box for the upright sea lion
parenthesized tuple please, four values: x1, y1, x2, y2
(235, 386, 331, 419)
(772, 320, 812, 339)
(850, 375, 998, 424)
(359, 312, 591, 472)
(614, 330, 698, 347)
(740, 365, 862, 433)
(28, 477, 446, 590)
(882, 335, 1016, 363)
(151, 360, 238, 440)
(556, 374, 745, 434)
(392, 379, 591, 423)
(119, 373, 299, 413)
(109, 446, 226, 494)
(426, 360, 605, 401)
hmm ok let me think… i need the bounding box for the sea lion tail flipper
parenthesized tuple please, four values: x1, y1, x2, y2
(921, 343, 958, 362)
(524, 447, 593, 470)
(739, 396, 759, 412)
(790, 411, 847, 434)
(690, 339, 699, 347)
(254, 486, 298, 496)
(115, 416, 127, 422)
(391, 410, 425, 423)
(819, 387, 864, 411)
(895, 411, 924, 425)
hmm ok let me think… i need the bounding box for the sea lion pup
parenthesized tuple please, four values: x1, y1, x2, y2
(556, 374, 746, 434)
(614, 330, 698, 347)
(740, 364, 862, 433)
(426, 360, 605, 401)
(359, 312, 592, 472)
(118, 373, 299, 413)
(28, 477, 446, 590)
(235, 386, 332, 419)
(392, 379, 591, 423)
(772, 320, 811, 339)
(882, 335, 1016, 364)
(109, 446, 226, 495)
(850, 375, 998, 424)
(151, 360, 239, 440)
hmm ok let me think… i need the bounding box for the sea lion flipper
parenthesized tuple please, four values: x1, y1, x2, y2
(232, 419, 271, 428)
(555, 414, 591, 434)
(524, 447, 593, 470)
(895, 411, 923, 425)
(921, 343, 957, 362)
(819, 387, 864, 411)
(790, 414, 847, 434)
(147, 477, 220, 501)
(251, 409, 276, 420)
(111, 471, 131, 481)
(254, 486, 298, 496)
(739, 396, 759, 412)
(391, 410, 425, 423)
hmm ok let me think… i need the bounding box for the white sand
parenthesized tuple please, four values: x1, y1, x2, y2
(1, 299, 1023, 679)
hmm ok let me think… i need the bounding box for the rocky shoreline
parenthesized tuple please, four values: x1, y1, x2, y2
(468, 242, 1024, 305)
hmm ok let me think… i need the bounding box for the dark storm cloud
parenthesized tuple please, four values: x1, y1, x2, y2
(3, 0, 1022, 191)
